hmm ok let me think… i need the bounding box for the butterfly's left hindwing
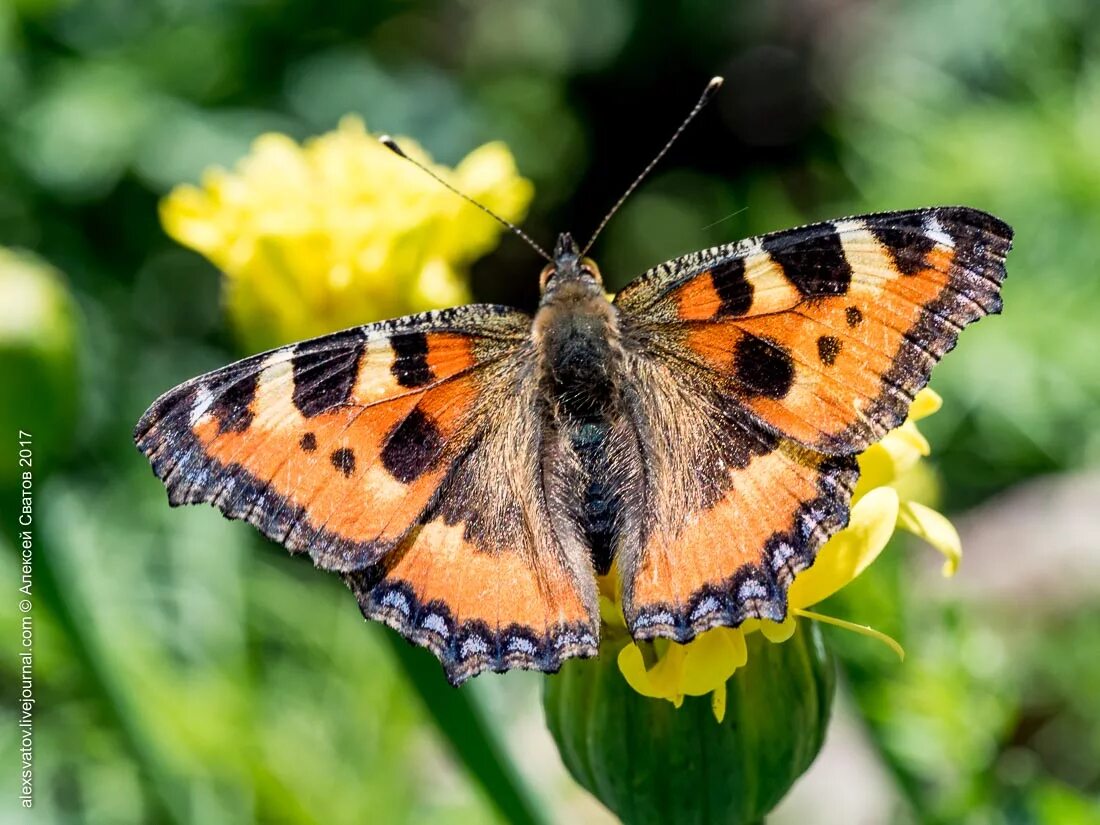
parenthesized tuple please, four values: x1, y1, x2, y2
(135, 305, 599, 684)
(343, 372, 601, 684)
(614, 206, 1011, 638)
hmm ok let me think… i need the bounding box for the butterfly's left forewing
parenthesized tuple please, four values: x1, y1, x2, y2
(614, 206, 1011, 638)
(136, 310, 511, 570)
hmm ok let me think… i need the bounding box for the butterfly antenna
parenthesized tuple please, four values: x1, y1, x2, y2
(580, 76, 724, 256)
(378, 136, 552, 261)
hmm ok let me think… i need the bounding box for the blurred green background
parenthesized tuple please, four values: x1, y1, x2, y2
(2, 0, 1099, 822)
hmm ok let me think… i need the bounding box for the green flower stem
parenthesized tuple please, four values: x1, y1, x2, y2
(382, 632, 547, 825)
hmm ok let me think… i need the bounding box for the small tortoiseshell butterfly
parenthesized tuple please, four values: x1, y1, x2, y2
(135, 79, 1012, 685)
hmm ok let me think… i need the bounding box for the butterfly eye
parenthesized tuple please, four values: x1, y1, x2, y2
(539, 263, 557, 290)
(580, 258, 603, 284)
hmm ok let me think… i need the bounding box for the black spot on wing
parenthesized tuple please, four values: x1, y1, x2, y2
(331, 447, 356, 477)
(381, 407, 444, 483)
(710, 258, 753, 317)
(762, 225, 852, 297)
(845, 305, 863, 328)
(210, 369, 259, 433)
(817, 335, 842, 366)
(391, 332, 433, 388)
(299, 432, 317, 452)
(864, 212, 936, 276)
(733, 334, 794, 399)
(292, 329, 367, 417)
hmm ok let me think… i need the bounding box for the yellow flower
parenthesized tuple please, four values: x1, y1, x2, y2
(616, 388, 960, 721)
(160, 116, 534, 350)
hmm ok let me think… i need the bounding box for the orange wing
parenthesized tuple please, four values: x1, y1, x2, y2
(345, 375, 601, 684)
(135, 305, 598, 683)
(617, 206, 1012, 453)
(614, 207, 1011, 637)
(625, 440, 857, 639)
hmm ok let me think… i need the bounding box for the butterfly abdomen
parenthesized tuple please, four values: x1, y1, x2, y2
(568, 421, 622, 575)
(532, 278, 635, 575)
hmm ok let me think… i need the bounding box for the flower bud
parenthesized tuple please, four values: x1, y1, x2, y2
(543, 620, 834, 825)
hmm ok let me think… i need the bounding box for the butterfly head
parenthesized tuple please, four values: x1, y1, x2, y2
(540, 233, 603, 295)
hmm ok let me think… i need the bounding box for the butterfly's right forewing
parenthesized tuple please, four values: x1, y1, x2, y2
(613, 207, 1011, 640)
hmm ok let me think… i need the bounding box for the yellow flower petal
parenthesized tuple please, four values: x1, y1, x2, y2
(869, 422, 927, 482)
(854, 442, 896, 500)
(617, 642, 685, 703)
(616, 644, 660, 697)
(599, 595, 626, 629)
(739, 618, 762, 635)
(853, 390, 941, 501)
(617, 628, 748, 705)
(761, 615, 797, 643)
(597, 568, 619, 601)
(908, 387, 943, 421)
(679, 629, 747, 696)
(889, 420, 931, 460)
(711, 682, 727, 724)
(897, 500, 962, 576)
(412, 258, 470, 308)
(159, 185, 226, 257)
(788, 486, 900, 609)
(794, 608, 905, 661)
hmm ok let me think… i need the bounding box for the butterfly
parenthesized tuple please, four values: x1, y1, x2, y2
(134, 82, 1012, 686)
(135, 203, 1011, 684)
